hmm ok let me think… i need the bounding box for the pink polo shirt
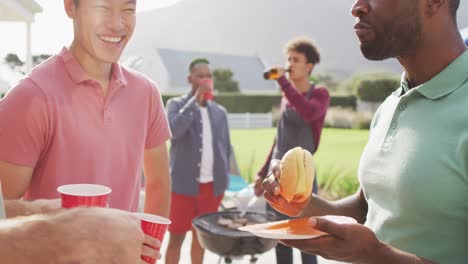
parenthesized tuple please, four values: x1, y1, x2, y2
(0, 48, 171, 211)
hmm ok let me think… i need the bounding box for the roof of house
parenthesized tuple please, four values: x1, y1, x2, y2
(157, 48, 277, 94)
(0, 0, 42, 22)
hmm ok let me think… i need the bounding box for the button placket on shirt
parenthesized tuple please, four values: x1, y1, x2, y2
(91, 82, 104, 98)
(383, 97, 408, 148)
(103, 107, 112, 123)
(195, 114, 202, 182)
(197, 132, 202, 168)
(90, 80, 103, 96)
(103, 80, 122, 124)
(92, 81, 112, 124)
(196, 156, 201, 182)
(86, 80, 116, 124)
(98, 89, 110, 123)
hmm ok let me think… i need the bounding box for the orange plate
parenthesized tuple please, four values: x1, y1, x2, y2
(239, 215, 356, 240)
(238, 217, 326, 240)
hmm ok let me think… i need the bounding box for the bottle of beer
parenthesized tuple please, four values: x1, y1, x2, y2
(263, 68, 290, 80)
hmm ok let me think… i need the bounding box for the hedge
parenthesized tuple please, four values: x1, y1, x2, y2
(330, 95, 356, 109)
(353, 73, 400, 102)
(163, 94, 281, 113)
(0, 92, 355, 111)
(162, 93, 356, 113)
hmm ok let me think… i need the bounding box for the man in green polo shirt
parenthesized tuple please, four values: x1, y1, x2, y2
(262, 0, 467, 263)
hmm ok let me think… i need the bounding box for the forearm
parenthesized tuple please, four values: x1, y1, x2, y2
(143, 145, 171, 217)
(277, 76, 329, 122)
(167, 97, 197, 139)
(0, 161, 33, 199)
(301, 189, 367, 224)
(144, 180, 170, 218)
(0, 214, 73, 263)
(365, 242, 437, 264)
(4, 199, 58, 218)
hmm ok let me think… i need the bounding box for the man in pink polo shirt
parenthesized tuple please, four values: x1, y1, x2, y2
(0, 0, 171, 217)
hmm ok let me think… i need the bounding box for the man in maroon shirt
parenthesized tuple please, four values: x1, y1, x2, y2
(254, 38, 330, 264)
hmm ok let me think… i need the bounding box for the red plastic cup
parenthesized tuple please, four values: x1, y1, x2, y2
(198, 78, 214, 100)
(57, 184, 112, 209)
(134, 213, 171, 264)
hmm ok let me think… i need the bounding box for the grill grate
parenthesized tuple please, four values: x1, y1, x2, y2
(192, 211, 278, 257)
(193, 211, 276, 238)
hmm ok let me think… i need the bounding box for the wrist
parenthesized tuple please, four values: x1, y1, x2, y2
(181, 97, 198, 114)
(359, 239, 388, 264)
(277, 75, 289, 88)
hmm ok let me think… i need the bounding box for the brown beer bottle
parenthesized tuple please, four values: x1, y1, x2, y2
(263, 68, 291, 80)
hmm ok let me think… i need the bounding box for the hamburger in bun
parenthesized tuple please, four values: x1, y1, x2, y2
(278, 147, 315, 203)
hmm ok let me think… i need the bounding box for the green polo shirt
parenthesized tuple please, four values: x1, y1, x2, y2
(359, 50, 468, 264)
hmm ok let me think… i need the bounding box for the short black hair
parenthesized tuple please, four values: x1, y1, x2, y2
(449, 0, 460, 19)
(189, 58, 210, 72)
(285, 37, 321, 65)
(73, 0, 79, 6)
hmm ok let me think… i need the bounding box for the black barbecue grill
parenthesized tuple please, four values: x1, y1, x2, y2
(192, 210, 277, 263)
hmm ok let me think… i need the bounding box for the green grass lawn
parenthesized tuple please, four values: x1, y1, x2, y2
(230, 128, 369, 199)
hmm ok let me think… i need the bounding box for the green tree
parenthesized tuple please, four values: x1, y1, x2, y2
(213, 68, 240, 93)
(33, 54, 52, 65)
(353, 73, 400, 102)
(311, 73, 340, 92)
(5, 54, 23, 67)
